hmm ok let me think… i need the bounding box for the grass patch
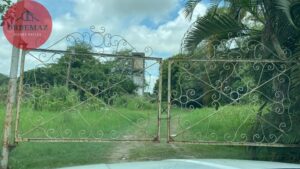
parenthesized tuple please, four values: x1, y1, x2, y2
(1, 103, 295, 168)
(170, 104, 258, 142)
(128, 143, 251, 161)
(9, 142, 113, 169)
(18, 106, 158, 140)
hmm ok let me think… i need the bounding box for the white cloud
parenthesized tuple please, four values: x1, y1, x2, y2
(73, 0, 179, 27)
(0, 1, 207, 79)
(0, 31, 14, 75)
(122, 3, 207, 55)
(76, 1, 206, 54)
(42, 1, 207, 54)
(44, 0, 207, 53)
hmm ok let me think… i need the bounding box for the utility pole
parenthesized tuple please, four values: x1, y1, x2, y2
(1, 47, 21, 169)
(1, 0, 22, 168)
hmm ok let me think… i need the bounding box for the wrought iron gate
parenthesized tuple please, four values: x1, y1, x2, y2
(5, 27, 300, 148)
(14, 27, 163, 143)
(167, 42, 300, 147)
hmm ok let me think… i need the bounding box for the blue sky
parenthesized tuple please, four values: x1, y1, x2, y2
(35, 0, 210, 30)
(36, 0, 76, 18)
(18, 0, 207, 58)
(36, 0, 181, 29)
(0, 0, 208, 84)
(37, 0, 181, 31)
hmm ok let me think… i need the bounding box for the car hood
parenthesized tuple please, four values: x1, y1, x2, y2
(58, 159, 300, 169)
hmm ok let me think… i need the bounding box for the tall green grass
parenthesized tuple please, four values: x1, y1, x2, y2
(0, 104, 159, 169)
(170, 105, 258, 142)
(1, 101, 297, 168)
(18, 106, 157, 140)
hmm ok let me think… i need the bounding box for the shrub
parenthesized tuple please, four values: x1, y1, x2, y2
(113, 95, 156, 110)
(28, 87, 47, 111)
(81, 92, 106, 111)
(0, 85, 8, 105)
(26, 86, 80, 111)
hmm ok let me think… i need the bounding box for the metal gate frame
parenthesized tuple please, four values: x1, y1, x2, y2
(2, 26, 300, 169)
(166, 57, 300, 147)
(13, 48, 163, 143)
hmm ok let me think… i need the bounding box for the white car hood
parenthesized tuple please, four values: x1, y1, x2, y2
(58, 159, 300, 169)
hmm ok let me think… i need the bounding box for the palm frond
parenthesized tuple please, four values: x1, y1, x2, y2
(274, 0, 300, 30)
(184, 0, 223, 20)
(219, 0, 265, 25)
(290, 44, 300, 92)
(183, 0, 203, 20)
(227, 0, 263, 7)
(182, 13, 248, 52)
(206, 3, 219, 18)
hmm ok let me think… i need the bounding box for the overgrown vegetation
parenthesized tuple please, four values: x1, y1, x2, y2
(23, 43, 138, 105)
(1, 104, 299, 168)
(0, 73, 8, 86)
(1, 0, 300, 166)
(179, 0, 300, 161)
(0, 74, 8, 105)
(22, 85, 156, 112)
(24, 86, 80, 111)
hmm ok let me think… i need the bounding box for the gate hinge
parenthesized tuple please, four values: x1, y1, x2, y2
(152, 136, 160, 143)
(8, 144, 17, 152)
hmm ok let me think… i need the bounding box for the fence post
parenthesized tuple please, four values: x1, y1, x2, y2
(156, 59, 163, 142)
(14, 49, 27, 143)
(1, 47, 21, 169)
(167, 60, 172, 143)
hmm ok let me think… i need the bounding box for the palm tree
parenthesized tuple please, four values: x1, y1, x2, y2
(183, 0, 300, 58)
(182, 0, 300, 55)
(182, 0, 300, 160)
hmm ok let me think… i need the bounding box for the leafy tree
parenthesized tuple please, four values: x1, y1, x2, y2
(155, 49, 252, 109)
(23, 43, 138, 105)
(183, 0, 300, 55)
(0, 73, 8, 86)
(0, 73, 8, 104)
(182, 0, 300, 161)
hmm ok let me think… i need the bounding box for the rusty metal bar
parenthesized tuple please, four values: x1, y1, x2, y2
(14, 50, 26, 143)
(156, 60, 163, 142)
(17, 139, 299, 149)
(167, 60, 172, 143)
(15, 138, 156, 143)
(28, 48, 162, 61)
(169, 141, 300, 148)
(19, 61, 159, 137)
(169, 58, 300, 63)
(1, 47, 21, 169)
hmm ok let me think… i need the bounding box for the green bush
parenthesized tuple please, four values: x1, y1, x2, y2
(48, 86, 80, 111)
(0, 85, 8, 105)
(81, 92, 106, 111)
(26, 86, 80, 111)
(113, 95, 156, 110)
(28, 87, 47, 111)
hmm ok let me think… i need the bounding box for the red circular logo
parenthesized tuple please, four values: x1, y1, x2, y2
(2, 0, 52, 50)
